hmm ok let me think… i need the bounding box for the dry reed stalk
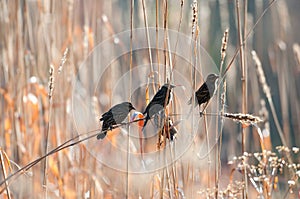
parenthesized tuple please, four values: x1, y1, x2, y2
(142, 0, 156, 94)
(251, 50, 296, 180)
(293, 43, 300, 71)
(189, 0, 198, 150)
(259, 100, 272, 150)
(203, 115, 211, 191)
(0, 128, 96, 193)
(275, 41, 290, 148)
(171, 0, 184, 68)
(43, 64, 56, 197)
(221, 0, 277, 78)
(215, 28, 229, 198)
(165, 162, 172, 198)
(0, 115, 152, 192)
(202, 2, 278, 122)
(126, 0, 135, 197)
(55, 48, 69, 186)
(251, 52, 284, 143)
(154, 0, 163, 154)
(3, 0, 300, 197)
(191, 0, 210, 197)
(0, 149, 11, 199)
(236, 0, 248, 197)
(160, 169, 165, 198)
(155, 0, 161, 86)
(219, 80, 226, 157)
(44, 42, 69, 196)
(163, 0, 168, 83)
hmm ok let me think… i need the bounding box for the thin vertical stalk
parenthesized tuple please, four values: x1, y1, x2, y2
(160, 169, 165, 199)
(190, 0, 198, 137)
(43, 65, 54, 199)
(243, 1, 249, 196)
(127, 0, 134, 197)
(236, 0, 248, 198)
(142, 0, 156, 93)
(203, 114, 211, 190)
(222, 0, 276, 79)
(215, 94, 220, 199)
(163, 0, 168, 82)
(164, 149, 172, 198)
(162, 1, 168, 197)
(171, 0, 184, 69)
(215, 28, 229, 198)
(156, 0, 160, 86)
(190, 1, 199, 197)
(169, 141, 177, 197)
(43, 1, 55, 198)
(252, 50, 294, 168)
(0, 150, 11, 199)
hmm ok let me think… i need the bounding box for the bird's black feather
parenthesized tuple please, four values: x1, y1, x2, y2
(143, 84, 175, 128)
(188, 73, 219, 107)
(97, 102, 135, 139)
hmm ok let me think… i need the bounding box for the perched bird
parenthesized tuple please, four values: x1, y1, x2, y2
(143, 83, 176, 129)
(188, 73, 219, 107)
(97, 102, 135, 139)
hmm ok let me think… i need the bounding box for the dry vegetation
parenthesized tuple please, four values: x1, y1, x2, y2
(0, 0, 300, 198)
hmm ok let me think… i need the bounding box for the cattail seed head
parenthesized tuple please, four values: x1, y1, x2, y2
(48, 64, 55, 100)
(251, 50, 271, 100)
(180, 0, 184, 7)
(223, 112, 263, 125)
(191, 0, 198, 36)
(58, 48, 69, 74)
(221, 28, 229, 61)
(221, 80, 227, 115)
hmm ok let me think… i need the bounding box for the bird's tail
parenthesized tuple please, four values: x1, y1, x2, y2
(97, 132, 106, 139)
(97, 123, 108, 139)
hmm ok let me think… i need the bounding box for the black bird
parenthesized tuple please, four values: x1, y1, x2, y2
(97, 102, 135, 139)
(188, 73, 219, 107)
(143, 83, 176, 129)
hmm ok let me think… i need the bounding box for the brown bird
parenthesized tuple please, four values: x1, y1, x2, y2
(97, 102, 135, 139)
(188, 73, 219, 107)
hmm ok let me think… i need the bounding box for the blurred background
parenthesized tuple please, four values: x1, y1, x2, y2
(0, 0, 299, 198)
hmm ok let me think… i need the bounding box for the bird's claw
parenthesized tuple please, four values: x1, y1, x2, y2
(199, 111, 204, 117)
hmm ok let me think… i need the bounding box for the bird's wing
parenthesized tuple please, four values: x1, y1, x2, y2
(101, 111, 110, 120)
(144, 88, 169, 113)
(100, 110, 116, 126)
(101, 121, 110, 132)
(195, 83, 210, 104)
(111, 105, 129, 123)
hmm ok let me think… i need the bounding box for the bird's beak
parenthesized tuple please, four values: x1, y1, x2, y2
(165, 83, 176, 88)
(130, 105, 136, 110)
(171, 84, 179, 88)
